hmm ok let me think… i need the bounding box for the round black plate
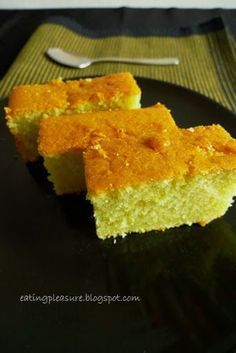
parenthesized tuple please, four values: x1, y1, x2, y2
(0, 78, 236, 353)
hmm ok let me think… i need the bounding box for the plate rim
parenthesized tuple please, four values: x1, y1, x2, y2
(135, 75, 236, 118)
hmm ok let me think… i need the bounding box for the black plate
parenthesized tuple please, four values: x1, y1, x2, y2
(0, 78, 236, 353)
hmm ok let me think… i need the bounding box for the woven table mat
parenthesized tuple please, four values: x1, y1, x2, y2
(0, 16, 235, 111)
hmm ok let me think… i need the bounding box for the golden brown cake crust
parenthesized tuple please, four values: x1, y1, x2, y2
(85, 124, 236, 195)
(5, 73, 140, 118)
(39, 102, 236, 195)
(6, 82, 68, 117)
(66, 72, 141, 109)
(39, 103, 177, 155)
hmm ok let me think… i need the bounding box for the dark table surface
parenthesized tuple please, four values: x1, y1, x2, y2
(0, 8, 235, 80)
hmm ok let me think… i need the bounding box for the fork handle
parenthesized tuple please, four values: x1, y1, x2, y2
(93, 57, 179, 66)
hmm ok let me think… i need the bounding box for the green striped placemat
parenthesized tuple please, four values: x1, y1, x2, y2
(0, 16, 235, 111)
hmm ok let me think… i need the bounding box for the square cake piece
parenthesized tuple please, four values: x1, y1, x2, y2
(5, 72, 141, 161)
(85, 124, 236, 238)
(39, 104, 177, 195)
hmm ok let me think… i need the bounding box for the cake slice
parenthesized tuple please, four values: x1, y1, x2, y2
(39, 101, 236, 239)
(5, 72, 141, 161)
(85, 124, 236, 238)
(39, 104, 177, 195)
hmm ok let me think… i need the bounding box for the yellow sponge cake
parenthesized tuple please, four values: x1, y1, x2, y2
(86, 124, 236, 238)
(5, 73, 141, 161)
(39, 103, 236, 239)
(39, 104, 176, 195)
